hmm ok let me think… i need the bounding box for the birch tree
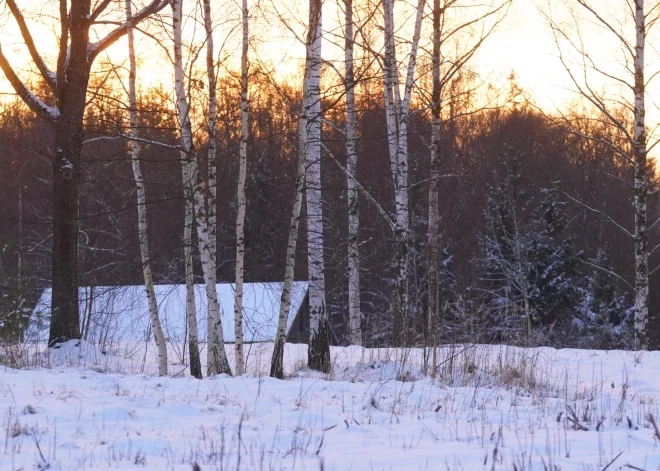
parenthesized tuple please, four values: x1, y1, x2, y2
(427, 0, 510, 350)
(632, 0, 650, 349)
(344, 0, 362, 346)
(0, 0, 168, 346)
(172, 0, 231, 375)
(428, 0, 442, 354)
(174, 0, 203, 379)
(270, 0, 321, 378)
(234, 0, 250, 376)
(201, 0, 228, 376)
(125, 0, 168, 376)
(305, 0, 331, 372)
(381, 0, 425, 345)
(183, 195, 203, 379)
(181, 133, 202, 379)
(545, 0, 659, 349)
(269, 114, 307, 378)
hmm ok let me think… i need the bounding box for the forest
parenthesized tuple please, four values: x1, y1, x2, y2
(0, 0, 658, 377)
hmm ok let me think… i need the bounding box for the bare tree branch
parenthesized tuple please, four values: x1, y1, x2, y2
(88, 0, 170, 63)
(56, 0, 68, 100)
(5, 0, 57, 91)
(580, 257, 633, 290)
(555, 185, 633, 238)
(575, 0, 635, 58)
(0, 46, 59, 120)
(322, 141, 396, 234)
(91, 0, 114, 22)
(83, 132, 181, 149)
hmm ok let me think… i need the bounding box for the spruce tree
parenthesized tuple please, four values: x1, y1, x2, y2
(478, 156, 580, 342)
(577, 249, 632, 348)
(527, 187, 580, 326)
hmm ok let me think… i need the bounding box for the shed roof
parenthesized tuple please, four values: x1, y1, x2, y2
(31, 282, 308, 344)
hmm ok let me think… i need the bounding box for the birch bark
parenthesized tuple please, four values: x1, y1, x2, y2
(234, 0, 249, 376)
(172, 0, 231, 375)
(270, 1, 317, 378)
(182, 179, 202, 379)
(269, 95, 307, 378)
(306, 0, 330, 373)
(428, 0, 441, 350)
(125, 0, 168, 376)
(345, 0, 362, 346)
(199, 0, 230, 376)
(633, 0, 648, 349)
(382, 0, 425, 345)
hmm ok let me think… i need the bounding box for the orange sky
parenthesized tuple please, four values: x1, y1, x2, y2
(1, 0, 659, 142)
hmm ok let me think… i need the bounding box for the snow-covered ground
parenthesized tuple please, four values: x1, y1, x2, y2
(0, 342, 659, 470)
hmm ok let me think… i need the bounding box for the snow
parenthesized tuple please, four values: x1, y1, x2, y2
(30, 282, 308, 346)
(23, 88, 60, 119)
(61, 158, 73, 170)
(0, 342, 659, 470)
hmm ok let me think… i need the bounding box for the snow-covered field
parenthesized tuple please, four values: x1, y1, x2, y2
(0, 342, 659, 470)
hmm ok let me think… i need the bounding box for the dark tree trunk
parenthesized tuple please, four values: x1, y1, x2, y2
(50, 131, 82, 344)
(189, 337, 203, 379)
(49, 4, 91, 345)
(0, 0, 168, 346)
(308, 314, 330, 373)
(270, 336, 286, 379)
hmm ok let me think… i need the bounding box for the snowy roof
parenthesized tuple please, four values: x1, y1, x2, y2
(30, 282, 308, 345)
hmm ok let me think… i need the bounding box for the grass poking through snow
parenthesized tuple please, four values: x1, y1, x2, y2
(0, 341, 658, 470)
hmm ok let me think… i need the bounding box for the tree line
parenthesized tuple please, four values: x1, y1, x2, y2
(0, 0, 659, 377)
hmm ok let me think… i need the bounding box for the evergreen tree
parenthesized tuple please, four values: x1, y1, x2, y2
(576, 249, 633, 349)
(478, 155, 580, 342)
(528, 187, 581, 326)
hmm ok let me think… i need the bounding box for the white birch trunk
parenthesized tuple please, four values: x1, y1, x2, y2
(172, 0, 231, 375)
(396, 0, 424, 209)
(382, 0, 424, 345)
(202, 0, 222, 374)
(269, 41, 314, 379)
(382, 0, 404, 342)
(193, 154, 227, 377)
(269, 69, 309, 378)
(172, 0, 201, 378)
(199, 0, 230, 376)
(427, 0, 441, 350)
(306, 0, 330, 372)
(233, 0, 249, 376)
(182, 163, 202, 379)
(382, 0, 399, 178)
(345, 0, 361, 346)
(203, 0, 218, 283)
(126, 0, 168, 377)
(633, 0, 648, 350)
